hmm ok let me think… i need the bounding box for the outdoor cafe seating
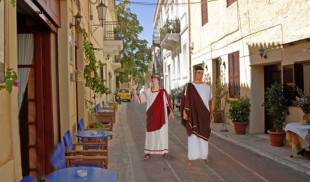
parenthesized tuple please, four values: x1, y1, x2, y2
(285, 122, 310, 158)
(63, 130, 108, 168)
(48, 141, 115, 182)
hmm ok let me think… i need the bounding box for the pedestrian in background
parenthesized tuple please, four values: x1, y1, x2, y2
(132, 73, 174, 160)
(180, 66, 213, 167)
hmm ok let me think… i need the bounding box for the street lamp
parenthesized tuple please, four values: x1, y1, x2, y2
(97, 0, 108, 27)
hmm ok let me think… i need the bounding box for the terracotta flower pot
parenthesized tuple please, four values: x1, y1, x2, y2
(233, 122, 248, 135)
(213, 111, 223, 123)
(268, 129, 285, 147)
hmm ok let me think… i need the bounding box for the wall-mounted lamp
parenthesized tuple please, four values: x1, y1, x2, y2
(97, 0, 108, 27)
(259, 46, 267, 59)
(217, 57, 222, 65)
(70, 12, 83, 29)
(106, 53, 110, 60)
(191, 42, 194, 50)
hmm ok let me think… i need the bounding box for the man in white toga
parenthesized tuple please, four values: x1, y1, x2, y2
(180, 66, 213, 167)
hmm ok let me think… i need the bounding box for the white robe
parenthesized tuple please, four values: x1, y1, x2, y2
(185, 82, 212, 160)
(138, 87, 169, 154)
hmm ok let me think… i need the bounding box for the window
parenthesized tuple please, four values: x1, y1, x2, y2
(283, 62, 310, 105)
(183, 43, 188, 76)
(177, 55, 180, 77)
(100, 66, 104, 80)
(201, 0, 208, 26)
(228, 51, 240, 98)
(0, 1, 4, 82)
(227, 0, 237, 7)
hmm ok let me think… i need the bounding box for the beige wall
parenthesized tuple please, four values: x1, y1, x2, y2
(190, 0, 310, 133)
(51, 33, 60, 144)
(58, 0, 73, 137)
(0, 1, 22, 181)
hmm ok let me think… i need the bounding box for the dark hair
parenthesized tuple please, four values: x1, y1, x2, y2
(195, 65, 204, 71)
(151, 73, 160, 81)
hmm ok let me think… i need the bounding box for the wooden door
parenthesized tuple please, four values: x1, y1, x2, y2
(18, 29, 55, 177)
(264, 65, 281, 133)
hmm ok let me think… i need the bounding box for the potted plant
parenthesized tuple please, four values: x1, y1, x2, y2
(264, 82, 290, 147)
(227, 96, 251, 134)
(0, 68, 19, 93)
(295, 88, 310, 125)
(213, 74, 225, 123)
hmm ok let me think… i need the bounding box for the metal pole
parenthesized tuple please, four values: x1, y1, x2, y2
(188, 0, 192, 82)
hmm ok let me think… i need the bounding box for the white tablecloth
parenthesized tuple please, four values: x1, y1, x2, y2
(284, 123, 310, 138)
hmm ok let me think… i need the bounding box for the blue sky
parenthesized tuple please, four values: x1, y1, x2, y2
(128, 0, 157, 48)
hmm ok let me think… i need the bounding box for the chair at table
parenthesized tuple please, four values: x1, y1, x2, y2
(102, 101, 105, 107)
(63, 130, 108, 168)
(20, 176, 33, 182)
(77, 118, 108, 150)
(50, 141, 107, 169)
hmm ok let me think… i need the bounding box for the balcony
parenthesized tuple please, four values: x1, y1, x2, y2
(103, 21, 123, 54)
(152, 30, 160, 46)
(160, 19, 181, 50)
(111, 55, 121, 70)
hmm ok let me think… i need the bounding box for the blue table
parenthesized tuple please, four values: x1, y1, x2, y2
(75, 130, 113, 139)
(45, 167, 116, 182)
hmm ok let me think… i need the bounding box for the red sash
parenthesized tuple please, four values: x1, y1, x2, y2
(146, 89, 172, 132)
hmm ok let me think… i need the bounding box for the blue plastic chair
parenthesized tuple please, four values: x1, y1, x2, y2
(77, 118, 85, 131)
(20, 176, 33, 182)
(77, 119, 107, 150)
(63, 130, 108, 168)
(50, 141, 67, 169)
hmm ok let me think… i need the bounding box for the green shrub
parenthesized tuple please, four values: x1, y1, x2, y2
(228, 96, 251, 122)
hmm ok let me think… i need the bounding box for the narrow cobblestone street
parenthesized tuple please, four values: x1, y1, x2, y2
(109, 102, 310, 182)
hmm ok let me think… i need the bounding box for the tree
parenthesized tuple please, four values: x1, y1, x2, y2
(116, 0, 151, 83)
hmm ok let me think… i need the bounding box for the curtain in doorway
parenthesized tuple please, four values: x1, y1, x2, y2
(18, 34, 34, 111)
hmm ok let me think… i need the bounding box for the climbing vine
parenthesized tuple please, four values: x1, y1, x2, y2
(0, 0, 16, 7)
(79, 28, 110, 110)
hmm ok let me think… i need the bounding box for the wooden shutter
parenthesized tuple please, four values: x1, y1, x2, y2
(283, 64, 295, 104)
(228, 52, 240, 98)
(34, 0, 60, 26)
(233, 52, 240, 97)
(201, 0, 208, 26)
(228, 54, 234, 97)
(227, 0, 237, 7)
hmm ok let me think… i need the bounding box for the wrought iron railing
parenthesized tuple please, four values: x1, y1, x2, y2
(103, 21, 122, 40)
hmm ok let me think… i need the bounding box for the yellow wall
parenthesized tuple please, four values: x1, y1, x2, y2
(0, 1, 22, 181)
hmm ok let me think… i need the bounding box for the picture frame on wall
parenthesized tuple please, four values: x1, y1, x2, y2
(0, 0, 5, 82)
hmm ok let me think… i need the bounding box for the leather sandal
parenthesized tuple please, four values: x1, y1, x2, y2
(144, 154, 151, 160)
(162, 153, 169, 159)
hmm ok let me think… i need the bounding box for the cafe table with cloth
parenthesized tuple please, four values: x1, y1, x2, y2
(284, 123, 310, 157)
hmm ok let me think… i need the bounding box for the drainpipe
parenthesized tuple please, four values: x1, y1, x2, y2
(188, 0, 192, 82)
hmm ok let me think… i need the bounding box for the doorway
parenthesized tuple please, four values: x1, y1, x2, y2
(264, 64, 281, 133)
(18, 29, 55, 177)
